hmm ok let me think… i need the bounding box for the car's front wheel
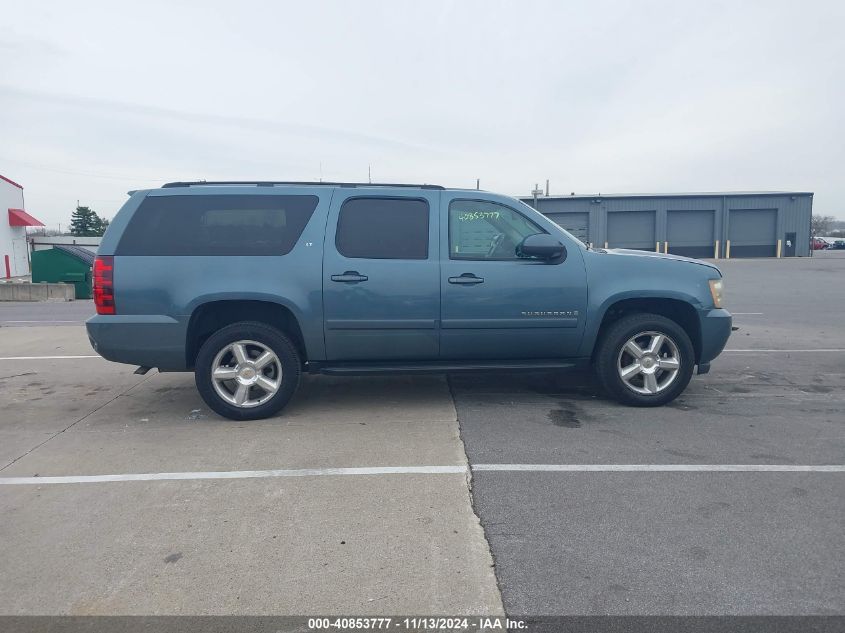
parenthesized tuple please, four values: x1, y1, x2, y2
(195, 321, 301, 420)
(594, 313, 695, 407)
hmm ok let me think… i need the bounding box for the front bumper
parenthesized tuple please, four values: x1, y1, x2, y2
(86, 314, 189, 371)
(698, 308, 732, 365)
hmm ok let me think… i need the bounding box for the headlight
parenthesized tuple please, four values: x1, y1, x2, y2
(709, 278, 724, 308)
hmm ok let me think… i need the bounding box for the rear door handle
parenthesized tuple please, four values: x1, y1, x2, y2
(448, 273, 484, 285)
(331, 271, 368, 283)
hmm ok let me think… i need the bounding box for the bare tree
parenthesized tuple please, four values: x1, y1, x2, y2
(811, 215, 834, 236)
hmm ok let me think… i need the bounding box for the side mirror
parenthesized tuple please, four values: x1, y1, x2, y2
(517, 233, 567, 261)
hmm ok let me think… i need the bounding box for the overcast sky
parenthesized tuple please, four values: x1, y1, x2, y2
(2, 0, 843, 227)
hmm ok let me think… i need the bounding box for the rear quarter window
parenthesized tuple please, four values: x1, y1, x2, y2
(116, 194, 319, 256)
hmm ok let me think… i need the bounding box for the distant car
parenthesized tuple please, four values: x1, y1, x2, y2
(832, 240, 845, 250)
(811, 238, 828, 250)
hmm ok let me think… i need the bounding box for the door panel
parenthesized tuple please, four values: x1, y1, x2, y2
(440, 194, 588, 360)
(322, 190, 440, 361)
(667, 209, 715, 259)
(608, 210, 656, 251)
(728, 208, 777, 257)
(11, 236, 28, 276)
(784, 232, 796, 257)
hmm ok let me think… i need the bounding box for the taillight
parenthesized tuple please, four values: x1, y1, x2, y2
(93, 256, 116, 315)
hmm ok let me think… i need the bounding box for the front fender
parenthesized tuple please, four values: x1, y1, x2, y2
(579, 250, 717, 358)
(579, 290, 705, 357)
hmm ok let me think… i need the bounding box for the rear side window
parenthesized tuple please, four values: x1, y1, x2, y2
(116, 194, 319, 256)
(335, 197, 429, 259)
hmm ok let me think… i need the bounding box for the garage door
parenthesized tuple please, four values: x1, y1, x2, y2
(729, 209, 777, 257)
(545, 212, 589, 244)
(667, 210, 715, 259)
(607, 210, 656, 251)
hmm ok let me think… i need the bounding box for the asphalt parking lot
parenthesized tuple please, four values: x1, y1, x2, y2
(0, 252, 843, 620)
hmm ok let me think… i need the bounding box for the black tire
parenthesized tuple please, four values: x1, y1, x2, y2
(194, 321, 301, 420)
(593, 313, 695, 407)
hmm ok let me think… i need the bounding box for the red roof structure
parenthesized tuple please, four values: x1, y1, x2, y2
(8, 208, 44, 227)
(0, 174, 24, 189)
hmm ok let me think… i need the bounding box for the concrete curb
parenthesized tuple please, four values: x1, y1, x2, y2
(0, 282, 75, 301)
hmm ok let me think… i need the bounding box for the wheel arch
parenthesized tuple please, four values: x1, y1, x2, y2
(591, 295, 703, 363)
(185, 299, 307, 369)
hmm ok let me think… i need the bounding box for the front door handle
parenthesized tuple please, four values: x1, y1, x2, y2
(331, 271, 368, 283)
(448, 273, 484, 285)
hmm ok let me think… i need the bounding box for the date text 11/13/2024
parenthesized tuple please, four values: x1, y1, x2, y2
(306, 616, 527, 630)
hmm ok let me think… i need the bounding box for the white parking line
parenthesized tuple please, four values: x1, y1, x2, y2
(731, 312, 764, 315)
(0, 355, 100, 361)
(0, 464, 842, 485)
(473, 464, 845, 473)
(0, 465, 467, 485)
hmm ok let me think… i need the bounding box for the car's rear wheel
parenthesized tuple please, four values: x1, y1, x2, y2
(195, 321, 301, 420)
(594, 313, 694, 407)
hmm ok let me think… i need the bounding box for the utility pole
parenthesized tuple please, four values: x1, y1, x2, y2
(531, 183, 544, 210)
(368, 165, 372, 184)
(476, 178, 480, 190)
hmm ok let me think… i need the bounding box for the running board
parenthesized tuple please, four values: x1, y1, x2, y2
(309, 359, 585, 376)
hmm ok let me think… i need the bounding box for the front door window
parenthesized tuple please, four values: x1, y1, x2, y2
(449, 200, 544, 260)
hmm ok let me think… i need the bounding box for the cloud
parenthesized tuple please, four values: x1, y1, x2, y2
(1, 0, 843, 224)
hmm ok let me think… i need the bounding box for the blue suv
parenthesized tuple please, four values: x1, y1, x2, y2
(87, 182, 732, 420)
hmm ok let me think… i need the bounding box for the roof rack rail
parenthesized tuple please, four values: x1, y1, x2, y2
(161, 181, 445, 190)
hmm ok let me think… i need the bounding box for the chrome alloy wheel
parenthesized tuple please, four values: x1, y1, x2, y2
(211, 340, 282, 408)
(616, 331, 681, 395)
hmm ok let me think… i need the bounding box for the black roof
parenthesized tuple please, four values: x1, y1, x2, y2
(162, 181, 445, 190)
(54, 244, 96, 266)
